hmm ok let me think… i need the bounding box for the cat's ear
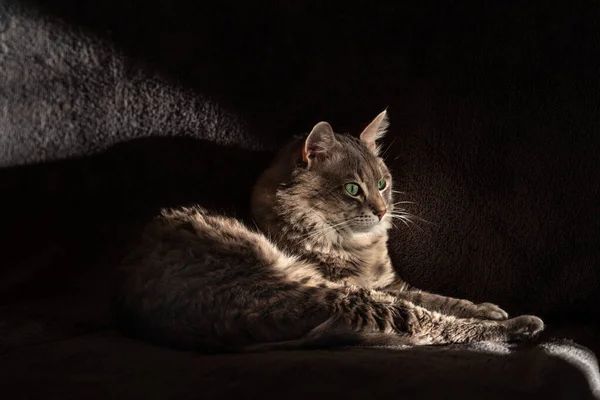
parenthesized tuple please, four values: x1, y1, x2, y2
(360, 109, 389, 156)
(303, 121, 337, 168)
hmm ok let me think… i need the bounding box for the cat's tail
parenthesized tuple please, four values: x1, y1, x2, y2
(241, 315, 414, 353)
(241, 332, 413, 353)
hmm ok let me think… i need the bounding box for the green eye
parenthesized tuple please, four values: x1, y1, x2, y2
(345, 183, 360, 196)
(378, 178, 386, 190)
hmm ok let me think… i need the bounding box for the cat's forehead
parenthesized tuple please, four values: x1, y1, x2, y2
(330, 135, 389, 179)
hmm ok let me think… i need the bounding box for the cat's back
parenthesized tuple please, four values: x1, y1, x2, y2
(115, 206, 292, 318)
(114, 205, 298, 349)
(121, 206, 282, 272)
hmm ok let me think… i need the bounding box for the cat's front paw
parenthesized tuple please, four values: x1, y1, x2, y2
(502, 315, 545, 342)
(473, 302, 509, 320)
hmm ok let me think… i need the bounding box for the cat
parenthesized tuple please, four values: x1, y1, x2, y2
(114, 110, 544, 352)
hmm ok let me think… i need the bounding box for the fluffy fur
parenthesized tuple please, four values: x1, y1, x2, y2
(114, 111, 544, 352)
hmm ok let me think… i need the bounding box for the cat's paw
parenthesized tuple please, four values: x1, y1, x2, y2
(473, 302, 509, 320)
(502, 315, 545, 342)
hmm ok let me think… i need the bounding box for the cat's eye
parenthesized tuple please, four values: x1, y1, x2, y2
(345, 183, 360, 196)
(378, 178, 386, 190)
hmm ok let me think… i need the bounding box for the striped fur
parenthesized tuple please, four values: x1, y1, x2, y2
(114, 111, 544, 352)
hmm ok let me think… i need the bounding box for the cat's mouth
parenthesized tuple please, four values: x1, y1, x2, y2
(349, 215, 389, 233)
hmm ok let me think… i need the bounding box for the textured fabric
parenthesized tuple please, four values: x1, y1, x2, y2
(0, 0, 262, 167)
(1, 330, 599, 400)
(1, 0, 600, 398)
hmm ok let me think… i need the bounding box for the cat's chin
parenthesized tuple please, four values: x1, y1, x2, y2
(350, 220, 391, 237)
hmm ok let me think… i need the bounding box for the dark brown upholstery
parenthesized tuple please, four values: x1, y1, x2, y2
(1, 0, 599, 398)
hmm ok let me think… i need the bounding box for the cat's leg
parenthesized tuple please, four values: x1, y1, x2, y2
(393, 289, 509, 320)
(246, 284, 406, 342)
(268, 284, 543, 346)
(278, 272, 537, 344)
(383, 280, 509, 320)
(227, 232, 539, 346)
(395, 298, 544, 345)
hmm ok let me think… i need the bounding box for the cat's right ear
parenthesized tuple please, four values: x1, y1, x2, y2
(303, 121, 337, 168)
(360, 109, 389, 156)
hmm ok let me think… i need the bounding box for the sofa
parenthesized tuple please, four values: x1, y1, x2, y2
(1, 0, 599, 398)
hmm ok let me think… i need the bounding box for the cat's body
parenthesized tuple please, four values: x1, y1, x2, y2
(114, 111, 544, 352)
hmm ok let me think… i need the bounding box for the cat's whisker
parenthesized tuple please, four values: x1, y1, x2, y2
(297, 218, 354, 244)
(389, 212, 416, 220)
(298, 230, 331, 245)
(393, 201, 417, 206)
(295, 228, 324, 241)
(295, 219, 345, 240)
(389, 211, 427, 232)
(298, 226, 335, 242)
(398, 212, 434, 226)
(404, 218, 426, 234)
(394, 217, 422, 234)
(390, 209, 431, 223)
(381, 138, 396, 161)
(301, 225, 343, 245)
(389, 215, 412, 230)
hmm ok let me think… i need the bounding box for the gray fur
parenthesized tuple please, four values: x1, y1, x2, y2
(115, 111, 544, 352)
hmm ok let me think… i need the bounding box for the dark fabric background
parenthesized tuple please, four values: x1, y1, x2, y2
(1, 0, 600, 398)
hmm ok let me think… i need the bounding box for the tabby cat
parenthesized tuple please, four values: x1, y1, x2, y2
(114, 110, 544, 352)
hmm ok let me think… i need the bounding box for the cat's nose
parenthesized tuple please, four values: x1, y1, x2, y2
(373, 208, 387, 221)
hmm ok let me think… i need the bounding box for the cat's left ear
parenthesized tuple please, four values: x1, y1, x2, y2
(360, 109, 389, 156)
(302, 121, 338, 168)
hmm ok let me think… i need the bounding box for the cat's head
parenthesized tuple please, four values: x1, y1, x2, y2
(252, 110, 394, 240)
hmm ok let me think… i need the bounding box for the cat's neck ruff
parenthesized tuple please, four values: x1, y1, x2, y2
(299, 221, 390, 254)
